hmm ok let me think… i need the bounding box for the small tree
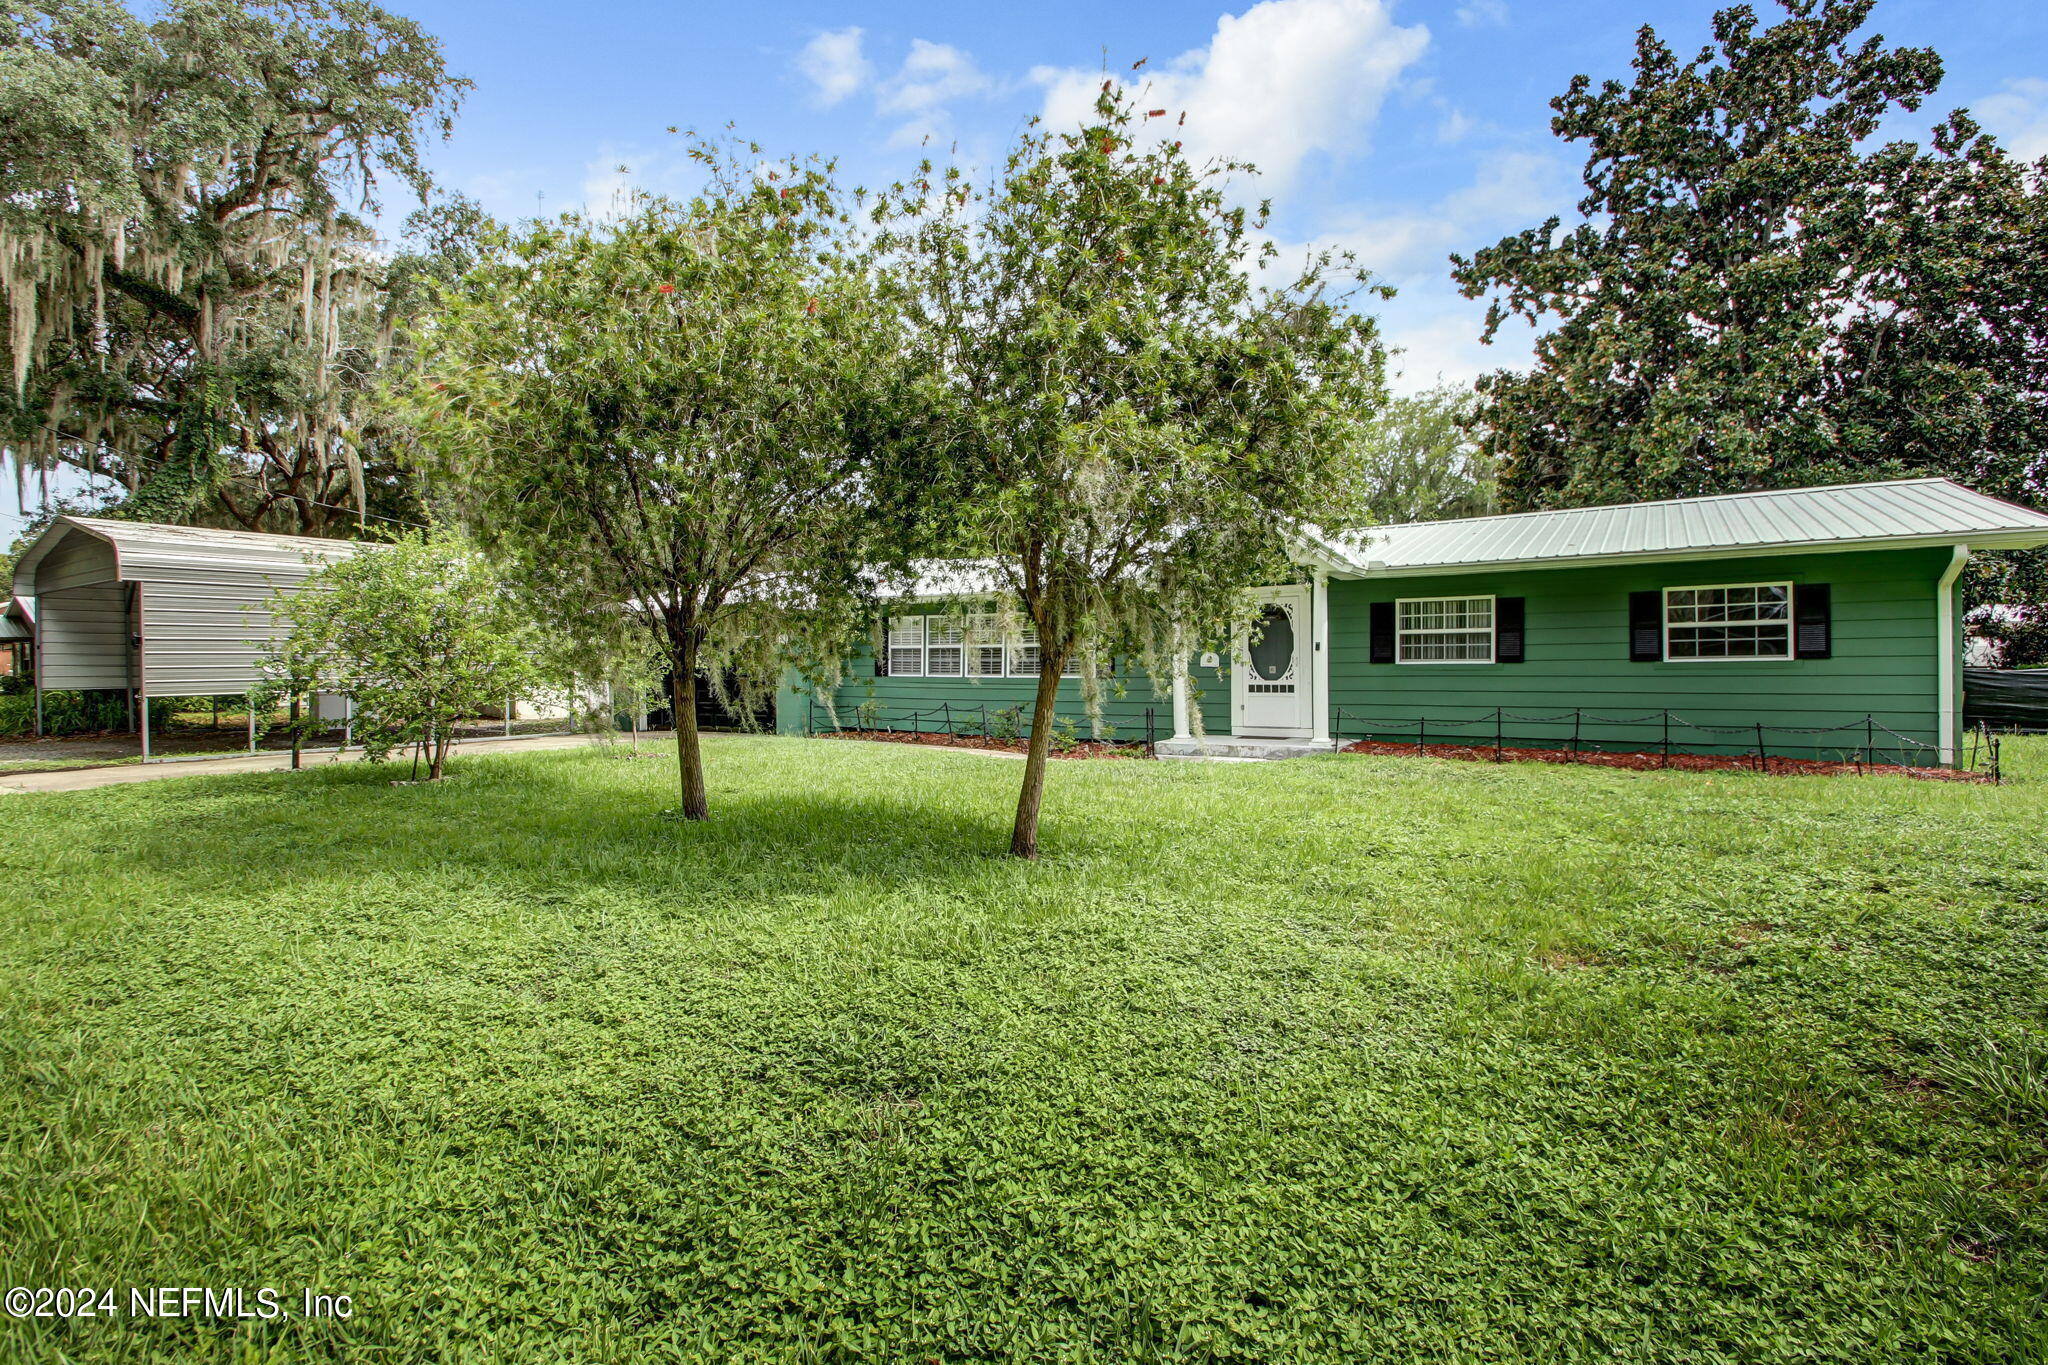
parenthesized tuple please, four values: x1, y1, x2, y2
(407, 141, 908, 819)
(264, 532, 539, 781)
(878, 87, 1389, 858)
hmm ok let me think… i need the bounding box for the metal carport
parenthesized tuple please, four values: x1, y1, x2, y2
(10, 517, 364, 759)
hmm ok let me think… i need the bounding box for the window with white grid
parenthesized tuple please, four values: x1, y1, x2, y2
(887, 615, 925, 676)
(965, 614, 1007, 677)
(1006, 626, 1084, 677)
(1663, 584, 1791, 660)
(925, 615, 965, 676)
(1397, 596, 1495, 663)
(1008, 625, 1041, 677)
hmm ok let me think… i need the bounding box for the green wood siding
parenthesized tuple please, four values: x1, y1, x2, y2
(779, 547, 1961, 764)
(1328, 547, 1956, 761)
(777, 607, 1229, 741)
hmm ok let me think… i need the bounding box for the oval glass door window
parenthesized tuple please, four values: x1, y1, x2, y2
(1249, 605, 1295, 681)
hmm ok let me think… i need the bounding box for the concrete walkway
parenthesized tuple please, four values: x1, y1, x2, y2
(0, 731, 672, 795)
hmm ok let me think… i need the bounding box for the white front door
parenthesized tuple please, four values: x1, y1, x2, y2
(1234, 586, 1313, 737)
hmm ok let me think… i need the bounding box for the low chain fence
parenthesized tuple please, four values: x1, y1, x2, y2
(1331, 705, 2001, 782)
(802, 697, 2002, 781)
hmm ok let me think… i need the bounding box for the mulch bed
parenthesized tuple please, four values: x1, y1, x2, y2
(825, 729, 1152, 760)
(1339, 738, 1991, 782)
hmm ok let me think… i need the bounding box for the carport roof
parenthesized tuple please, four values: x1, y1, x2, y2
(12, 516, 366, 596)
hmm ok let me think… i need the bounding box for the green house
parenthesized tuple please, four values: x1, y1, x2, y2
(779, 479, 2048, 766)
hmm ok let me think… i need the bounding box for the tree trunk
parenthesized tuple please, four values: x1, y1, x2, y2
(670, 646, 710, 821)
(429, 724, 452, 781)
(1009, 645, 1068, 860)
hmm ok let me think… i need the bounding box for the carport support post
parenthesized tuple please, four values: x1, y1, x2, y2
(504, 696, 512, 737)
(139, 688, 150, 762)
(247, 704, 256, 754)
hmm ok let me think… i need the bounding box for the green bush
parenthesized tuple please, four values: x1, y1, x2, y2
(0, 690, 173, 738)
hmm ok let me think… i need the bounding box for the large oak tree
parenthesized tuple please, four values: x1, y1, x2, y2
(0, 0, 468, 533)
(1452, 0, 2048, 601)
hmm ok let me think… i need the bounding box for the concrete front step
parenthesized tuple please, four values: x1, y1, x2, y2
(1154, 736, 1337, 761)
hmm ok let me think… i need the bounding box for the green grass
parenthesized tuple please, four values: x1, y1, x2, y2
(3, 736, 2046, 1363)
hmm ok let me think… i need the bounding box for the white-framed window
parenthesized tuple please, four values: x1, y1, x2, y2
(887, 615, 925, 676)
(1009, 626, 1041, 678)
(1663, 583, 1792, 660)
(1006, 625, 1084, 677)
(925, 615, 965, 676)
(965, 613, 1006, 677)
(1397, 595, 1495, 664)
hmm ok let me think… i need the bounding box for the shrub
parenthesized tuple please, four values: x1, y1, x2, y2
(0, 690, 172, 738)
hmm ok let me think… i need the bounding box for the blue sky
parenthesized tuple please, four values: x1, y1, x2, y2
(400, 0, 2047, 387)
(8, 0, 2047, 531)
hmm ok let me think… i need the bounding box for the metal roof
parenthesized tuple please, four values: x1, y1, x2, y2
(1295, 478, 2048, 579)
(12, 516, 366, 596)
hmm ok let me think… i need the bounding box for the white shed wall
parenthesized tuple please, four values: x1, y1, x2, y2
(140, 572, 310, 694)
(36, 584, 132, 690)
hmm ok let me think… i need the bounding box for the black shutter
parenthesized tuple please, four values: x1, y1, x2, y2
(1369, 602, 1396, 663)
(1629, 590, 1663, 662)
(1495, 597, 1526, 663)
(1794, 584, 1832, 659)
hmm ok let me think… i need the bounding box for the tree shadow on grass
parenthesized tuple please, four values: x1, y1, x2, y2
(84, 742, 1109, 913)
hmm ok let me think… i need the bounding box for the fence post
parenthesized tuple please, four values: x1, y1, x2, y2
(1417, 715, 1426, 756)
(1495, 706, 1503, 763)
(942, 701, 951, 738)
(1661, 710, 1670, 769)
(1570, 708, 1581, 754)
(1755, 722, 1767, 774)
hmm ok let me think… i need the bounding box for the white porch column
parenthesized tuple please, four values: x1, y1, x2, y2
(1937, 544, 1968, 764)
(1310, 569, 1331, 743)
(1170, 638, 1192, 741)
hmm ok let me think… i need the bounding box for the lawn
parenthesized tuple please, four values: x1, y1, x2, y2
(3, 736, 2045, 1363)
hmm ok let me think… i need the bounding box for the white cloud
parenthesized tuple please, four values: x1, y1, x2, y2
(1275, 148, 1568, 283)
(1455, 0, 1507, 27)
(880, 40, 993, 115)
(797, 28, 872, 108)
(1033, 0, 1430, 193)
(1978, 77, 2048, 161)
(1380, 306, 1531, 392)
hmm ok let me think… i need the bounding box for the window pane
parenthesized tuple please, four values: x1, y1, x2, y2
(1397, 597, 1493, 662)
(1010, 625, 1040, 677)
(926, 616, 964, 676)
(887, 615, 924, 676)
(1663, 584, 1792, 658)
